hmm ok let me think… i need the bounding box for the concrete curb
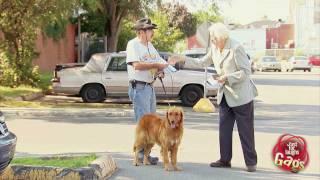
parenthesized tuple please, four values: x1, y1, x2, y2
(89, 155, 117, 179)
(3, 92, 44, 101)
(0, 155, 117, 180)
(21, 92, 44, 101)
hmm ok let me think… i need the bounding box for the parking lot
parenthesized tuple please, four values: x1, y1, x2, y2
(2, 69, 319, 179)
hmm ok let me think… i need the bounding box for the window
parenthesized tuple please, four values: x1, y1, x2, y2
(262, 57, 277, 62)
(107, 57, 127, 71)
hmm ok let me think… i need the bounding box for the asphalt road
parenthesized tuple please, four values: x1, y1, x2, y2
(2, 71, 320, 180)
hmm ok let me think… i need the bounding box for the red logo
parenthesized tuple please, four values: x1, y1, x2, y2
(272, 134, 309, 173)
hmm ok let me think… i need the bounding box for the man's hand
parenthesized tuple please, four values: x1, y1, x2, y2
(156, 63, 169, 70)
(157, 71, 165, 78)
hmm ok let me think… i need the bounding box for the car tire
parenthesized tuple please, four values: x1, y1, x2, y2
(81, 84, 106, 103)
(180, 85, 203, 107)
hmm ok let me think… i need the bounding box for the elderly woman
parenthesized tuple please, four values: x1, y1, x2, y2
(169, 23, 258, 172)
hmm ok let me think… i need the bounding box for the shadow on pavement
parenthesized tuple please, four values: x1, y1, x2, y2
(5, 99, 319, 136)
(109, 153, 319, 180)
(254, 78, 319, 87)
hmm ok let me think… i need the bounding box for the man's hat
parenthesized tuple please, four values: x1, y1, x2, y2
(133, 18, 158, 30)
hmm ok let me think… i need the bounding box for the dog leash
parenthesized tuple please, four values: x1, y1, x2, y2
(158, 76, 171, 107)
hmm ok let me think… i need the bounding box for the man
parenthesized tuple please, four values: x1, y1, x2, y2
(169, 23, 258, 172)
(126, 18, 168, 165)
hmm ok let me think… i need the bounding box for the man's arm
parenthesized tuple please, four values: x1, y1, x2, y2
(131, 61, 168, 71)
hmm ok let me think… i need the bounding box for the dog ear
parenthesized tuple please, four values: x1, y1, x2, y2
(166, 111, 169, 120)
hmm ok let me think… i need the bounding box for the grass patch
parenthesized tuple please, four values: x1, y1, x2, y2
(0, 72, 52, 100)
(12, 154, 97, 168)
(0, 86, 41, 98)
(0, 100, 133, 108)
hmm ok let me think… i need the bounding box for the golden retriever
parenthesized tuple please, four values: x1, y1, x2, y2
(133, 106, 184, 171)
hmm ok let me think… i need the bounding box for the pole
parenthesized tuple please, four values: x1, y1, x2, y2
(77, 14, 81, 63)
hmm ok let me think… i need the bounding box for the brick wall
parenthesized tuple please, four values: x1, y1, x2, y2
(266, 24, 295, 49)
(33, 24, 76, 72)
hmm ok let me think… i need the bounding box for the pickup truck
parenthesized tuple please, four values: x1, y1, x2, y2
(52, 52, 218, 106)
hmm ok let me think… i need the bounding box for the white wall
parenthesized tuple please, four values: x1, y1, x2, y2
(229, 28, 266, 57)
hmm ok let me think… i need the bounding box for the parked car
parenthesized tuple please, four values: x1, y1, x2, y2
(308, 55, 320, 66)
(181, 48, 217, 73)
(256, 56, 282, 72)
(247, 54, 255, 73)
(183, 48, 207, 59)
(52, 52, 219, 106)
(285, 56, 311, 72)
(0, 111, 17, 174)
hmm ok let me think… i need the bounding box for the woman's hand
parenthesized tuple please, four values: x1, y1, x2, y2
(168, 55, 185, 65)
(217, 75, 227, 84)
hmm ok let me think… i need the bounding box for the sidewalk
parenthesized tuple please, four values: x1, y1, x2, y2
(2, 107, 319, 179)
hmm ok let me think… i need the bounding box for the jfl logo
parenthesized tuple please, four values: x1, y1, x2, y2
(272, 134, 309, 173)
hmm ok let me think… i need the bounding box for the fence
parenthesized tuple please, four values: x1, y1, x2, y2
(78, 34, 106, 62)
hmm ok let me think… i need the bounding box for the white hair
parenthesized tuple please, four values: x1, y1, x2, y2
(208, 22, 229, 40)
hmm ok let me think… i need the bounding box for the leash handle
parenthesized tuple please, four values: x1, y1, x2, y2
(159, 77, 166, 95)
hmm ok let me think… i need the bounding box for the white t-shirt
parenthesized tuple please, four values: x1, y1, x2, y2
(126, 37, 166, 83)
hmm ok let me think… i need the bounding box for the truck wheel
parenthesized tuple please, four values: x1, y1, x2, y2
(180, 85, 203, 107)
(81, 84, 105, 103)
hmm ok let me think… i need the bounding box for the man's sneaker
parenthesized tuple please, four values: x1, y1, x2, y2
(209, 160, 231, 168)
(246, 165, 256, 172)
(138, 156, 159, 165)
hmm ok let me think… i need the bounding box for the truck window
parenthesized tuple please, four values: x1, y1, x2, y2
(107, 57, 127, 71)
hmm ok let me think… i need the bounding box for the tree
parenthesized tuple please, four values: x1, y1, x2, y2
(0, 0, 77, 87)
(150, 12, 183, 52)
(161, 3, 197, 37)
(80, 0, 155, 52)
(193, 2, 222, 25)
(117, 19, 136, 51)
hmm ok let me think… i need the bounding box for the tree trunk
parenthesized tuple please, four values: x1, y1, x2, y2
(106, 20, 121, 52)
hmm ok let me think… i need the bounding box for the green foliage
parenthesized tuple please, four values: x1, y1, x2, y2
(80, 12, 106, 37)
(117, 20, 136, 51)
(0, 85, 41, 98)
(161, 3, 197, 37)
(150, 12, 184, 52)
(0, 0, 77, 87)
(44, 18, 69, 41)
(193, 3, 222, 25)
(79, 0, 155, 52)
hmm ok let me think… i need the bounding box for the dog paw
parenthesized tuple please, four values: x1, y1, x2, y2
(143, 160, 151, 165)
(133, 161, 139, 166)
(164, 165, 171, 171)
(173, 166, 182, 171)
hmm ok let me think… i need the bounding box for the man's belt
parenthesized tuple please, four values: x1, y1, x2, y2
(130, 80, 153, 88)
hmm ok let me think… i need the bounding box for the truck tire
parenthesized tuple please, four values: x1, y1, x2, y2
(180, 85, 203, 107)
(81, 84, 105, 103)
